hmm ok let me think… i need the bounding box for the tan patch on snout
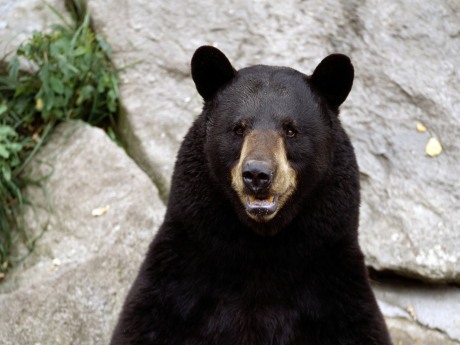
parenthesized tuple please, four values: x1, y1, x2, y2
(231, 130, 297, 221)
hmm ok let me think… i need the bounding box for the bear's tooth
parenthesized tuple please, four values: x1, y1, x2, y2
(249, 195, 256, 204)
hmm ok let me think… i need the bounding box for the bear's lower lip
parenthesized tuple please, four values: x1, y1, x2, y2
(245, 195, 279, 217)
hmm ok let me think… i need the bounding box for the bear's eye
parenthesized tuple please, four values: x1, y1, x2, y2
(234, 124, 245, 136)
(285, 126, 297, 138)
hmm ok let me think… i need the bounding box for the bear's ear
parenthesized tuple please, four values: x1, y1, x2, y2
(310, 54, 354, 108)
(191, 46, 236, 101)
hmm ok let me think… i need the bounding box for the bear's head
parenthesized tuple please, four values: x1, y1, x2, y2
(192, 46, 354, 236)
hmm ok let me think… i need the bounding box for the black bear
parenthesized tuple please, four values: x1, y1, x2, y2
(110, 46, 392, 345)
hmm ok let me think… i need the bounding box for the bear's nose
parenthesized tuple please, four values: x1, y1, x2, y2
(242, 160, 273, 195)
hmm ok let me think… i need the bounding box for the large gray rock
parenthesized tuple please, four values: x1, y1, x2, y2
(385, 317, 460, 345)
(86, 0, 460, 282)
(0, 0, 67, 60)
(0, 121, 165, 344)
(374, 279, 460, 343)
(347, 0, 460, 283)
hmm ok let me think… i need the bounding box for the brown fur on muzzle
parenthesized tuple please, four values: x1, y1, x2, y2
(231, 130, 297, 222)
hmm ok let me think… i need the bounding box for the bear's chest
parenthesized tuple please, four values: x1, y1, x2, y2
(180, 267, 319, 345)
(188, 296, 303, 345)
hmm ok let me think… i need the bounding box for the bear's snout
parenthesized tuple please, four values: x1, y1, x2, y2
(231, 130, 297, 224)
(242, 160, 273, 196)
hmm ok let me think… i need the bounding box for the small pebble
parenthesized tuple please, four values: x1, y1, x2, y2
(416, 122, 427, 133)
(50, 258, 61, 272)
(425, 137, 442, 157)
(92, 205, 110, 217)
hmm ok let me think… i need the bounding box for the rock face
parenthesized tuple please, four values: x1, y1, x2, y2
(86, 0, 460, 282)
(385, 318, 460, 345)
(0, 0, 67, 60)
(374, 279, 460, 343)
(347, 0, 460, 283)
(0, 122, 165, 344)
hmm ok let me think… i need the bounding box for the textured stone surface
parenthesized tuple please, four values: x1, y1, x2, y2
(374, 279, 460, 343)
(0, 0, 67, 60)
(348, 0, 460, 283)
(385, 317, 460, 345)
(86, 0, 460, 282)
(375, 278, 460, 344)
(0, 121, 165, 344)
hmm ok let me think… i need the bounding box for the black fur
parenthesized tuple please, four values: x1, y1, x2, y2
(110, 46, 392, 345)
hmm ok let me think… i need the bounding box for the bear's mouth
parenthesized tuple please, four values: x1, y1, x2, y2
(245, 195, 279, 218)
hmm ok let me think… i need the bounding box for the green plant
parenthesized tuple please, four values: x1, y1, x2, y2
(0, 8, 120, 278)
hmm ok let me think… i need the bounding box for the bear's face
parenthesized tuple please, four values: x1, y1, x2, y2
(206, 67, 332, 224)
(192, 47, 353, 235)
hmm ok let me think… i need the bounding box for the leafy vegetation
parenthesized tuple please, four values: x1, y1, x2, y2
(0, 6, 120, 278)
